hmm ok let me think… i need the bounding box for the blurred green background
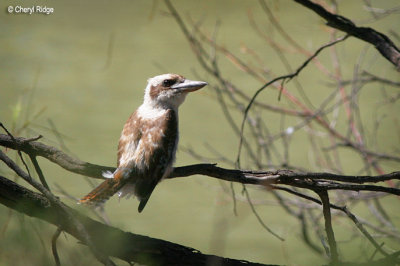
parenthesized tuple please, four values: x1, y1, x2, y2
(1, 0, 399, 265)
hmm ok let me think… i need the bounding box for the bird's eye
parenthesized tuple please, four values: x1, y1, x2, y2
(162, 79, 175, 87)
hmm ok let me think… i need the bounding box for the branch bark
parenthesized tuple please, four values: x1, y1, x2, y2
(293, 0, 400, 70)
(0, 175, 268, 266)
(0, 133, 114, 179)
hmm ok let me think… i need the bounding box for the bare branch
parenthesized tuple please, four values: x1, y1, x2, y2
(52, 227, 62, 266)
(0, 134, 114, 179)
(1, 134, 399, 194)
(293, 0, 400, 70)
(29, 154, 50, 190)
(316, 190, 338, 263)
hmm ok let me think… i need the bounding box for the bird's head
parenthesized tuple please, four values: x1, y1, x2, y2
(143, 73, 207, 109)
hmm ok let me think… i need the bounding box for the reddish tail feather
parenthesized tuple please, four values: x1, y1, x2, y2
(79, 170, 125, 205)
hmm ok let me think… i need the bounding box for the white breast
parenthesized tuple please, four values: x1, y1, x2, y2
(137, 102, 168, 120)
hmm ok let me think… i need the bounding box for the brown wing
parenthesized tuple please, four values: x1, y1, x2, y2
(134, 109, 178, 212)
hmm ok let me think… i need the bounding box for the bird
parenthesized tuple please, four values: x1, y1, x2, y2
(79, 73, 207, 212)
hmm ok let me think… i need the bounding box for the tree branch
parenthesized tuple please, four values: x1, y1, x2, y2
(1, 144, 399, 264)
(1, 134, 399, 195)
(0, 149, 115, 265)
(293, 0, 400, 70)
(316, 190, 338, 263)
(0, 134, 114, 179)
(0, 175, 268, 266)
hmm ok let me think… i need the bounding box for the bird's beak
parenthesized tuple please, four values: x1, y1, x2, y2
(171, 79, 208, 92)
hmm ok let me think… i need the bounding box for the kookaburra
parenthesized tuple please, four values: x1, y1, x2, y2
(80, 74, 207, 212)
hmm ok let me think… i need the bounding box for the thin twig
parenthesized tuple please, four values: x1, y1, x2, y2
(235, 35, 348, 168)
(29, 154, 50, 190)
(243, 185, 285, 241)
(52, 227, 62, 266)
(316, 190, 339, 263)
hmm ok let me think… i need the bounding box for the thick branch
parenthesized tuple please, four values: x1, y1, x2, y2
(0, 149, 115, 265)
(294, 0, 400, 70)
(0, 175, 267, 266)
